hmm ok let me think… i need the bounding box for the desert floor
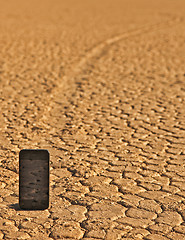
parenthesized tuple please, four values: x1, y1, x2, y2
(0, 0, 185, 239)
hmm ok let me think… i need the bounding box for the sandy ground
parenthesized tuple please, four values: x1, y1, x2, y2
(0, 0, 185, 239)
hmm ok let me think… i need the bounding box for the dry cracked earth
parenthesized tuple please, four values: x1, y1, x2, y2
(0, 0, 185, 239)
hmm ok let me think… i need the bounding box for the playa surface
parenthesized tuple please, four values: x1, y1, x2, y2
(0, 0, 185, 239)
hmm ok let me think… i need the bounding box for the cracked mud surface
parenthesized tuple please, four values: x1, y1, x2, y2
(0, 0, 185, 239)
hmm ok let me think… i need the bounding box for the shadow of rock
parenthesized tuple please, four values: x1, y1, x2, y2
(8, 203, 41, 211)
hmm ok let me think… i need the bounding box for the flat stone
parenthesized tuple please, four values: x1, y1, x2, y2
(86, 229, 106, 238)
(148, 223, 172, 234)
(105, 229, 128, 240)
(83, 239, 100, 240)
(3, 230, 31, 239)
(0, 219, 18, 232)
(0, 189, 14, 197)
(107, 165, 126, 172)
(116, 216, 154, 228)
(51, 203, 87, 222)
(165, 173, 185, 182)
(138, 191, 169, 201)
(62, 190, 87, 201)
(145, 233, 169, 240)
(120, 194, 143, 207)
(153, 176, 170, 186)
(124, 172, 145, 181)
(53, 186, 66, 195)
(139, 182, 161, 191)
(174, 225, 185, 234)
(126, 228, 150, 238)
(51, 168, 72, 178)
(81, 176, 112, 187)
(176, 191, 185, 198)
(124, 165, 141, 172)
(155, 211, 183, 226)
(126, 207, 157, 220)
(28, 229, 54, 240)
(139, 170, 160, 178)
(120, 184, 146, 194)
(171, 181, 185, 190)
(50, 221, 84, 239)
(166, 165, 185, 172)
(162, 185, 180, 193)
(139, 199, 162, 213)
(167, 231, 185, 240)
(87, 184, 121, 200)
(89, 201, 126, 220)
(0, 182, 6, 188)
(113, 178, 137, 186)
(158, 195, 183, 209)
(101, 171, 122, 179)
(19, 221, 38, 230)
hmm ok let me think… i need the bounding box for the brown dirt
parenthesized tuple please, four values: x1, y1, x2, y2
(0, 0, 185, 239)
